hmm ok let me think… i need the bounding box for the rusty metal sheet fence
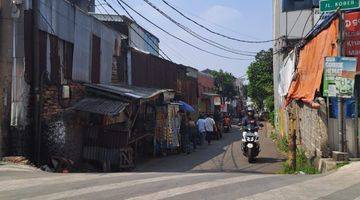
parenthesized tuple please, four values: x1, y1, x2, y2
(131, 49, 198, 107)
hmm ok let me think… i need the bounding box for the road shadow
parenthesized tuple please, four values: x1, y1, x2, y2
(256, 157, 286, 164)
(135, 126, 285, 174)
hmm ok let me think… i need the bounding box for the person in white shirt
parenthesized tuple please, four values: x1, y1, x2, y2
(205, 114, 216, 145)
(196, 115, 206, 145)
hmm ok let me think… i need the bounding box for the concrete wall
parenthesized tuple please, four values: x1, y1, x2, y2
(297, 101, 329, 158)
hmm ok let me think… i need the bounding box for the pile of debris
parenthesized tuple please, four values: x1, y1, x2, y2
(1, 156, 33, 166)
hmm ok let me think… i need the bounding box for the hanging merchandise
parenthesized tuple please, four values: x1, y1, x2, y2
(166, 104, 180, 149)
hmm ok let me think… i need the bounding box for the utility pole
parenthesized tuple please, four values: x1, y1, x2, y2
(32, 0, 41, 165)
(338, 11, 346, 153)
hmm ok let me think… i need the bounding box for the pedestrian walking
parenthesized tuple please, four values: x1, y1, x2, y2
(214, 111, 223, 140)
(179, 111, 191, 154)
(188, 115, 197, 151)
(196, 114, 206, 146)
(205, 114, 216, 145)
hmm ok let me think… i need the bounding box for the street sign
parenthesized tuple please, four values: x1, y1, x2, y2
(320, 0, 360, 13)
(323, 57, 357, 98)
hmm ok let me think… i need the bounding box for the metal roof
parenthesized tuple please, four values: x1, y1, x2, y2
(72, 98, 128, 116)
(85, 84, 174, 100)
(202, 92, 220, 97)
(91, 13, 125, 22)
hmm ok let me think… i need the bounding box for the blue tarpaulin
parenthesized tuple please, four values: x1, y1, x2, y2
(179, 101, 195, 113)
(330, 97, 356, 118)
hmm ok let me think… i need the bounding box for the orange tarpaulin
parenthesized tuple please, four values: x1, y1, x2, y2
(285, 19, 339, 106)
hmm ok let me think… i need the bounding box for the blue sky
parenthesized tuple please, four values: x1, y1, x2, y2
(98, 0, 273, 77)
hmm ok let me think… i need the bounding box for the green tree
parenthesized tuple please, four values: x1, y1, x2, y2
(246, 48, 274, 111)
(209, 70, 238, 100)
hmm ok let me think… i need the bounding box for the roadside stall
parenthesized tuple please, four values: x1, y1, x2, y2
(72, 83, 174, 171)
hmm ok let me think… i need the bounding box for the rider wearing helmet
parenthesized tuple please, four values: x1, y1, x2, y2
(242, 108, 258, 128)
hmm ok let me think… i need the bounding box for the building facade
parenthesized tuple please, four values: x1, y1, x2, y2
(92, 14, 160, 57)
(273, 0, 360, 159)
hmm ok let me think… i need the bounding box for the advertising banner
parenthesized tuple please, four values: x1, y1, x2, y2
(323, 57, 357, 98)
(345, 11, 360, 71)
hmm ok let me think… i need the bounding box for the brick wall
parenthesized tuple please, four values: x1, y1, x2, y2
(40, 82, 86, 163)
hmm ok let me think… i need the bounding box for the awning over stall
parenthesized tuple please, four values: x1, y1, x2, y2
(84, 84, 174, 102)
(72, 98, 128, 116)
(201, 92, 220, 98)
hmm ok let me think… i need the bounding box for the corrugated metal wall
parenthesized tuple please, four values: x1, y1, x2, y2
(131, 48, 198, 106)
(38, 0, 123, 84)
(129, 23, 159, 56)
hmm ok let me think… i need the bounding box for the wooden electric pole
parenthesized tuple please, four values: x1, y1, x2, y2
(288, 102, 297, 171)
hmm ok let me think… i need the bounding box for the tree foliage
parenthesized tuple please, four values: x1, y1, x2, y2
(246, 48, 274, 110)
(209, 70, 238, 100)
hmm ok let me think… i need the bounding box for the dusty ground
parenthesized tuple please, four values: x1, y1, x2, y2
(136, 123, 285, 173)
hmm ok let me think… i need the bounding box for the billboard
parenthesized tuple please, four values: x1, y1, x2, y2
(282, 0, 320, 12)
(323, 57, 357, 98)
(344, 11, 360, 71)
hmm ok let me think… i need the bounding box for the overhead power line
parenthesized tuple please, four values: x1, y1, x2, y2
(161, 0, 279, 44)
(142, 0, 256, 57)
(99, 0, 172, 61)
(113, 0, 251, 61)
(287, 10, 303, 37)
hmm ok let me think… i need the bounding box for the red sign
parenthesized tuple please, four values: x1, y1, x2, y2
(344, 12, 360, 71)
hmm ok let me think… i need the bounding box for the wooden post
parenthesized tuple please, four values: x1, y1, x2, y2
(288, 103, 297, 171)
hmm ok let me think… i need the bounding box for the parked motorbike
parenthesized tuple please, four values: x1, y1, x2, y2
(241, 120, 261, 163)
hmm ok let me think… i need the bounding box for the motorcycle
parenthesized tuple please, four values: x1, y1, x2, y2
(241, 120, 261, 163)
(223, 116, 231, 133)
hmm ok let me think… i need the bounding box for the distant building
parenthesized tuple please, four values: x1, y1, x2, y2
(92, 14, 160, 57)
(69, 0, 95, 12)
(197, 71, 219, 114)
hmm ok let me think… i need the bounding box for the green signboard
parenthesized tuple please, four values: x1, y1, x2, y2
(320, 0, 360, 13)
(323, 57, 357, 98)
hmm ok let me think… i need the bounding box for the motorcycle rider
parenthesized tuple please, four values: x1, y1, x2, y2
(242, 108, 259, 137)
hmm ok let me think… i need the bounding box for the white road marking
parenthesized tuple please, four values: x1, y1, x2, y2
(238, 169, 360, 200)
(21, 173, 208, 200)
(0, 172, 155, 192)
(126, 174, 276, 200)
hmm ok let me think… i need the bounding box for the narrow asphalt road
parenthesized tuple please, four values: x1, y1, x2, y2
(2, 125, 360, 199)
(1, 162, 360, 199)
(136, 124, 285, 174)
